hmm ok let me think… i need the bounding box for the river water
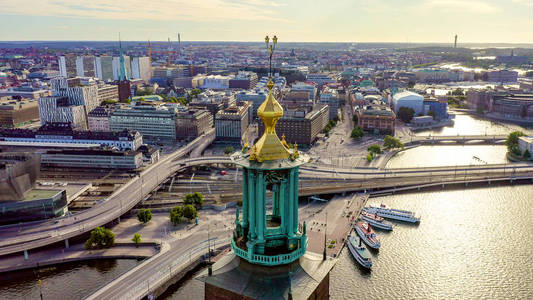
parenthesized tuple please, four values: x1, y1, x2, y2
(0, 259, 140, 299)
(1, 113, 532, 299)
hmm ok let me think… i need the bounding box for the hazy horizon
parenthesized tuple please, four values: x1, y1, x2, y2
(1, 0, 533, 43)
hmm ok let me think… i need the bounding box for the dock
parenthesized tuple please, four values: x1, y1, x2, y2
(305, 193, 369, 257)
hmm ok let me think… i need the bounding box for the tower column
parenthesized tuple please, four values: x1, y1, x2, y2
(279, 179, 287, 234)
(256, 170, 265, 242)
(294, 168, 299, 235)
(242, 168, 249, 228)
(248, 171, 256, 239)
(287, 168, 295, 238)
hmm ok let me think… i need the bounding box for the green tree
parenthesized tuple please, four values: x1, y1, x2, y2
(367, 144, 382, 154)
(526, 71, 533, 78)
(351, 126, 364, 140)
(190, 88, 202, 98)
(170, 205, 183, 226)
(224, 146, 234, 155)
(524, 149, 531, 160)
(366, 153, 373, 162)
(136, 87, 154, 96)
(132, 233, 142, 248)
(505, 131, 525, 155)
(85, 227, 115, 250)
(397, 107, 415, 123)
(383, 135, 404, 149)
(184, 192, 204, 210)
(352, 114, 358, 124)
(451, 88, 464, 96)
(427, 110, 436, 120)
(137, 208, 152, 224)
(101, 99, 117, 105)
(177, 97, 188, 105)
(182, 204, 198, 221)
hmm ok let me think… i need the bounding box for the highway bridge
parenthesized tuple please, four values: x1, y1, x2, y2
(0, 133, 530, 259)
(402, 134, 507, 145)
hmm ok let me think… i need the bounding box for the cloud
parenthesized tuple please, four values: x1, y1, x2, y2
(512, 0, 533, 6)
(423, 0, 498, 14)
(0, 0, 287, 22)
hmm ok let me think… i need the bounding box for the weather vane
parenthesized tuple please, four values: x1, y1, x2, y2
(265, 35, 277, 78)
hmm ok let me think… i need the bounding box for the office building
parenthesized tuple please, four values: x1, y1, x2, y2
(319, 87, 340, 121)
(0, 188, 67, 225)
(175, 108, 213, 140)
(291, 82, 317, 100)
(258, 104, 329, 145)
(0, 122, 142, 151)
(50, 77, 100, 114)
(306, 74, 335, 88)
(236, 91, 267, 118)
(41, 149, 142, 170)
(76, 56, 96, 77)
(229, 71, 258, 89)
(96, 82, 119, 103)
(487, 70, 518, 83)
(0, 86, 51, 100)
(95, 56, 114, 82)
(0, 98, 39, 128)
(88, 106, 113, 132)
(58, 54, 77, 78)
(215, 101, 252, 142)
(38, 97, 88, 129)
(356, 105, 395, 134)
(518, 136, 533, 156)
(110, 105, 177, 141)
(131, 56, 152, 83)
(423, 98, 449, 120)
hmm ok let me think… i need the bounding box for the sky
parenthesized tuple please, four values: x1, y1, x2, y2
(1, 0, 532, 43)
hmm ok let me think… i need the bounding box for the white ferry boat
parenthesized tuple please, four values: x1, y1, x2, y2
(355, 221, 381, 249)
(347, 235, 372, 269)
(363, 204, 421, 223)
(361, 211, 393, 231)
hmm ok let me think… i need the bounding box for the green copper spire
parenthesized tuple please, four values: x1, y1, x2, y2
(118, 33, 128, 81)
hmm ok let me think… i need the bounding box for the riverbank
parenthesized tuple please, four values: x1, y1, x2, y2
(0, 242, 157, 274)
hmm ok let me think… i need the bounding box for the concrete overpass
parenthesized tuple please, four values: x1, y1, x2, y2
(0, 129, 215, 257)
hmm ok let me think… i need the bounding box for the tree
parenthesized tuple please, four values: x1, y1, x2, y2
(85, 227, 115, 250)
(351, 126, 364, 140)
(352, 114, 358, 124)
(505, 131, 525, 155)
(170, 205, 183, 226)
(397, 107, 415, 123)
(526, 71, 533, 78)
(224, 146, 234, 155)
(366, 153, 373, 162)
(182, 204, 198, 221)
(427, 110, 436, 120)
(190, 88, 202, 98)
(451, 88, 464, 96)
(101, 99, 117, 105)
(132, 233, 142, 248)
(136, 87, 153, 96)
(367, 144, 382, 154)
(137, 208, 152, 224)
(383, 135, 404, 149)
(183, 192, 204, 210)
(524, 149, 531, 160)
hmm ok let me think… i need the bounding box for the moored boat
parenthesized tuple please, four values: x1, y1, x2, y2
(363, 204, 421, 223)
(355, 221, 381, 249)
(347, 235, 372, 269)
(361, 211, 393, 231)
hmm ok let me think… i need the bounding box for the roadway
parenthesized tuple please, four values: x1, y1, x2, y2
(0, 129, 215, 257)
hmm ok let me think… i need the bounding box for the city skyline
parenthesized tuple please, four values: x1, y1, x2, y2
(1, 0, 533, 43)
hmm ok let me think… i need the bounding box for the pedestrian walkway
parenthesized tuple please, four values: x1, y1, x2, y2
(305, 194, 368, 257)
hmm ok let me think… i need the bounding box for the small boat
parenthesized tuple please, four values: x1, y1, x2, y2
(355, 221, 381, 249)
(363, 204, 421, 223)
(347, 235, 372, 269)
(361, 211, 393, 231)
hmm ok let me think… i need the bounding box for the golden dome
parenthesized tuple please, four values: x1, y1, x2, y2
(248, 78, 289, 162)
